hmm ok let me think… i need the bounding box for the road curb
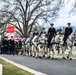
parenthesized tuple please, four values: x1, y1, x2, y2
(57, 55, 76, 59)
(0, 56, 46, 75)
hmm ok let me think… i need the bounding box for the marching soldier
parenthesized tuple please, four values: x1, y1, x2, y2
(8, 36, 15, 55)
(63, 23, 73, 46)
(2, 36, 9, 54)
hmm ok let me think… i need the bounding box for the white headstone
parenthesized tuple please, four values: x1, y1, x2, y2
(0, 64, 2, 75)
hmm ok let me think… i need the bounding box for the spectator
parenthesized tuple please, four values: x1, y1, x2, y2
(2, 36, 9, 54)
(8, 36, 15, 55)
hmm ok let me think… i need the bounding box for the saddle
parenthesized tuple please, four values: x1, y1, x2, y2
(51, 42, 59, 44)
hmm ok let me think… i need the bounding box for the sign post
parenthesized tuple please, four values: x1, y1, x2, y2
(6, 25, 15, 33)
(6, 25, 15, 39)
(0, 64, 3, 75)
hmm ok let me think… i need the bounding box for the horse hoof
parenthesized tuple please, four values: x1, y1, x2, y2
(52, 57, 54, 59)
(33, 56, 35, 57)
(39, 56, 42, 59)
(47, 56, 50, 59)
(43, 55, 45, 57)
(29, 55, 32, 57)
(36, 57, 38, 58)
(62, 57, 66, 59)
(55, 58, 57, 60)
(67, 56, 69, 59)
(70, 58, 72, 60)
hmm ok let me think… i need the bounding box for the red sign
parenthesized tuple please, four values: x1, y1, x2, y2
(6, 26, 15, 33)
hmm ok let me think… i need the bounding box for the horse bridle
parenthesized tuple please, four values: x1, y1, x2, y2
(68, 33, 76, 43)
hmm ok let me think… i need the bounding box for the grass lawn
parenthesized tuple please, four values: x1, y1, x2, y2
(0, 59, 34, 75)
(58, 54, 76, 58)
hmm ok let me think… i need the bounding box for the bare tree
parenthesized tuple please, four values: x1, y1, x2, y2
(70, 0, 76, 15)
(0, 0, 64, 38)
(0, 12, 13, 38)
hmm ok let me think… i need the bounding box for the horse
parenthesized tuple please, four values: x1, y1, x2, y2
(23, 37, 32, 56)
(21, 38, 27, 55)
(49, 33, 62, 59)
(15, 40, 23, 55)
(46, 33, 62, 59)
(31, 35, 39, 58)
(38, 33, 48, 58)
(73, 31, 76, 51)
(62, 31, 76, 60)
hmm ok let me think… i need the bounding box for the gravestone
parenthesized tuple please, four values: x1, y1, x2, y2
(0, 64, 2, 75)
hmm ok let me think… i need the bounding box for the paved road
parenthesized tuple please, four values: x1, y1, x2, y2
(0, 55, 76, 75)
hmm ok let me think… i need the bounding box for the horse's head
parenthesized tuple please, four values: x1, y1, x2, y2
(69, 31, 76, 42)
(51, 34, 64, 45)
(66, 31, 76, 46)
(39, 34, 47, 44)
(73, 31, 76, 41)
(25, 38, 31, 45)
(21, 38, 26, 45)
(34, 35, 39, 42)
(59, 35, 64, 45)
(32, 35, 39, 46)
(72, 31, 76, 46)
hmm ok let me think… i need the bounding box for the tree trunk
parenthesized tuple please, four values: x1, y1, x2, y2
(23, 23, 28, 38)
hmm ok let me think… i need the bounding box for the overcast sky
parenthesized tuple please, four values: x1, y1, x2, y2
(0, 0, 76, 28)
(54, 0, 76, 27)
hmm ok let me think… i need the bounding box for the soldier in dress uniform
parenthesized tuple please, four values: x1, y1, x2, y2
(8, 36, 15, 55)
(39, 27, 47, 44)
(33, 28, 39, 37)
(2, 36, 9, 54)
(47, 23, 56, 48)
(63, 23, 73, 46)
(46, 23, 56, 58)
(40, 27, 46, 37)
